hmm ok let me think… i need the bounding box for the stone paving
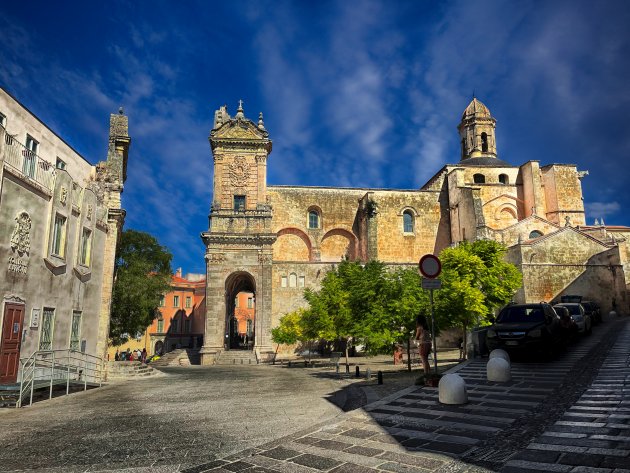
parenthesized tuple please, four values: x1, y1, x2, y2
(182, 318, 628, 473)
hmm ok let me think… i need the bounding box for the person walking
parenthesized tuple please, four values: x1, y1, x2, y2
(141, 348, 147, 364)
(114, 349, 120, 362)
(415, 313, 432, 375)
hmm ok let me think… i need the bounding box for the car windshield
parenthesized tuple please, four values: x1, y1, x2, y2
(557, 304, 580, 315)
(497, 306, 545, 323)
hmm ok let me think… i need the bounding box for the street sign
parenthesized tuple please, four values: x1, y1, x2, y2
(419, 254, 442, 279)
(422, 278, 442, 290)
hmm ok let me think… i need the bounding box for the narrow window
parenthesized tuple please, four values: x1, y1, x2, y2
(234, 296, 239, 308)
(403, 210, 414, 233)
(184, 319, 191, 333)
(473, 173, 485, 184)
(56, 157, 66, 170)
(298, 276, 305, 287)
(0, 112, 6, 128)
(246, 319, 253, 337)
(185, 296, 192, 308)
(79, 228, 92, 266)
(247, 297, 253, 309)
(157, 319, 164, 333)
(461, 139, 466, 158)
(23, 134, 38, 178)
(39, 308, 55, 350)
(69, 311, 82, 351)
(51, 214, 67, 258)
(234, 195, 246, 211)
(308, 210, 320, 229)
(281, 276, 287, 287)
(289, 273, 297, 287)
(499, 174, 509, 185)
(529, 230, 543, 239)
(173, 295, 180, 307)
(481, 132, 488, 152)
(159, 295, 165, 307)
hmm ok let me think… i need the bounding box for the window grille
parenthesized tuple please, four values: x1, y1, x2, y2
(39, 308, 55, 350)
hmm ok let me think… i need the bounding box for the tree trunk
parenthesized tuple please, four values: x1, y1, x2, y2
(406, 337, 412, 372)
(273, 344, 279, 364)
(462, 325, 467, 360)
(345, 337, 350, 368)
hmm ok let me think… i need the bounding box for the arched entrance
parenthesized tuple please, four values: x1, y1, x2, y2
(225, 271, 256, 350)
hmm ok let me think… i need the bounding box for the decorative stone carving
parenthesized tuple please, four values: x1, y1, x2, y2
(206, 253, 227, 264)
(87, 204, 93, 220)
(10, 212, 31, 256)
(3, 294, 26, 304)
(229, 157, 250, 188)
(258, 253, 272, 264)
(60, 187, 68, 205)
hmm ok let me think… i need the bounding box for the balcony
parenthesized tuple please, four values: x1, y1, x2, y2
(1, 126, 55, 192)
(208, 206, 274, 234)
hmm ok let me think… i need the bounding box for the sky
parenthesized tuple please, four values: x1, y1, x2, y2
(1, 0, 629, 274)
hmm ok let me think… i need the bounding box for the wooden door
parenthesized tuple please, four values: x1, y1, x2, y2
(0, 303, 25, 384)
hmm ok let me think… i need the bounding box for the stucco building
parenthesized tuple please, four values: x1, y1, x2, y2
(199, 99, 629, 364)
(0, 88, 128, 383)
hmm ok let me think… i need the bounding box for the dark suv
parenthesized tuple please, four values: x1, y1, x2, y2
(486, 303, 566, 357)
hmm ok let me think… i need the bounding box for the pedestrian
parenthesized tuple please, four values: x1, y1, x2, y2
(114, 349, 120, 362)
(415, 313, 432, 375)
(127, 348, 132, 361)
(141, 348, 147, 363)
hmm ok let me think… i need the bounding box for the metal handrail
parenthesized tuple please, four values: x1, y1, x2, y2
(17, 349, 104, 407)
(0, 125, 55, 191)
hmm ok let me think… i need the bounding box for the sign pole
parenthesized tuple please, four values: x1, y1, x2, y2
(430, 288, 438, 374)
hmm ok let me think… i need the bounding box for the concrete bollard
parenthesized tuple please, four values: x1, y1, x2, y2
(609, 310, 617, 318)
(487, 357, 511, 382)
(438, 374, 468, 405)
(489, 349, 510, 366)
(366, 368, 372, 380)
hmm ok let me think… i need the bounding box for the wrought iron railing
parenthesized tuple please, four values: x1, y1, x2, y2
(0, 126, 55, 191)
(17, 349, 104, 407)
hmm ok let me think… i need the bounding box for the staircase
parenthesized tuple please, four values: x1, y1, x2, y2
(150, 348, 201, 368)
(214, 350, 258, 365)
(105, 361, 162, 381)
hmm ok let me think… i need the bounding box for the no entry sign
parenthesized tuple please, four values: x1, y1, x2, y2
(419, 254, 442, 279)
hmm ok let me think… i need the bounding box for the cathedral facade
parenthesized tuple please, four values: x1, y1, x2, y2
(200, 99, 629, 364)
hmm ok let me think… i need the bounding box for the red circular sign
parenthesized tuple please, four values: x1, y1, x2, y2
(419, 254, 441, 279)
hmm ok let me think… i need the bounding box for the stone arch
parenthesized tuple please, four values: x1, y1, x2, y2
(320, 228, 358, 262)
(224, 271, 256, 350)
(274, 227, 313, 261)
(495, 204, 518, 227)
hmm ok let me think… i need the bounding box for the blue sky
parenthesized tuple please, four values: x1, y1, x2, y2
(2, 1, 629, 274)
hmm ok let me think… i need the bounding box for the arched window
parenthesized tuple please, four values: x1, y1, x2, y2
(308, 210, 320, 229)
(529, 230, 543, 239)
(481, 132, 488, 152)
(499, 174, 509, 185)
(473, 173, 485, 184)
(289, 273, 297, 287)
(403, 210, 414, 233)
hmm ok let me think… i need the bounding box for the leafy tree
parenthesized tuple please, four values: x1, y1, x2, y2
(109, 230, 172, 345)
(271, 309, 304, 360)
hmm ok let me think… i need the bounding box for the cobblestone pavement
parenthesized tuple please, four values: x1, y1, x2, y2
(182, 317, 628, 473)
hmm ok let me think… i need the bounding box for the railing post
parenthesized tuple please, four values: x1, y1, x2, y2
(49, 351, 55, 401)
(17, 359, 23, 408)
(29, 358, 34, 407)
(84, 353, 87, 391)
(66, 352, 70, 396)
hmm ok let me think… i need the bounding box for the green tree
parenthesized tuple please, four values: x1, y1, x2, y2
(109, 230, 172, 345)
(271, 309, 304, 360)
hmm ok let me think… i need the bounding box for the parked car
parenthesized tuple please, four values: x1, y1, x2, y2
(581, 301, 602, 324)
(554, 303, 592, 334)
(486, 303, 566, 357)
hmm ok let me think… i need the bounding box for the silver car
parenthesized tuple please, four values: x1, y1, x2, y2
(554, 303, 592, 334)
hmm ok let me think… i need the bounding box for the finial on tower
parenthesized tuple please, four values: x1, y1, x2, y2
(258, 112, 265, 130)
(118, 106, 124, 115)
(235, 99, 245, 119)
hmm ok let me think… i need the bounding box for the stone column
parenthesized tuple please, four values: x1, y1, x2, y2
(200, 256, 226, 364)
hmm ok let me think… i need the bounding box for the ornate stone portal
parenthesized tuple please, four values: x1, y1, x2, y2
(200, 102, 276, 364)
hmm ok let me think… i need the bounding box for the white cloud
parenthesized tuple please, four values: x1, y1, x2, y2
(585, 202, 621, 221)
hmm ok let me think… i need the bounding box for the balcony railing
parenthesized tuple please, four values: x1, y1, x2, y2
(1, 126, 55, 191)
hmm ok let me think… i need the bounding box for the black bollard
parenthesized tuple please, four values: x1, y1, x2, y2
(304, 360, 308, 367)
(288, 360, 291, 367)
(355, 366, 360, 377)
(346, 364, 350, 373)
(377, 370, 383, 385)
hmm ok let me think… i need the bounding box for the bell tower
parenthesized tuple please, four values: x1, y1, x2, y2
(200, 101, 277, 365)
(458, 97, 498, 161)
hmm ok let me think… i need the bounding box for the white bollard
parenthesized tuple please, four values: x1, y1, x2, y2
(438, 374, 468, 405)
(487, 357, 511, 382)
(489, 349, 510, 366)
(609, 310, 617, 318)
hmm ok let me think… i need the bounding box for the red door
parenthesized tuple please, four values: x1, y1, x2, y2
(0, 303, 25, 384)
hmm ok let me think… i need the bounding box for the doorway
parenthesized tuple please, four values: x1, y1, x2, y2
(225, 272, 255, 350)
(0, 303, 25, 384)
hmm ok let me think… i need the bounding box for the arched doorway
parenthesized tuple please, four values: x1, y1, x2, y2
(225, 272, 256, 350)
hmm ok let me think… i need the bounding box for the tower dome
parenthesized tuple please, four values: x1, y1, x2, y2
(458, 97, 499, 162)
(461, 98, 492, 121)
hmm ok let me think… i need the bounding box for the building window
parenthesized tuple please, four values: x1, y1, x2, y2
(247, 297, 253, 309)
(159, 295, 165, 307)
(499, 174, 509, 185)
(79, 228, 92, 266)
(23, 134, 38, 178)
(529, 230, 544, 239)
(51, 214, 67, 258)
(184, 319, 191, 333)
(289, 273, 297, 287)
(246, 319, 253, 337)
(281, 276, 287, 287)
(461, 139, 466, 158)
(403, 210, 414, 233)
(173, 295, 180, 307)
(234, 296, 239, 308)
(157, 319, 164, 333)
(298, 276, 305, 287)
(473, 173, 485, 184)
(39, 308, 55, 350)
(56, 157, 66, 170)
(0, 112, 6, 128)
(481, 132, 488, 152)
(234, 195, 246, 211)
(185, 296, 192, 308)
(172, 318, 179, 333)
(69, 311, 82, 351)
(308, 210, 320, 229)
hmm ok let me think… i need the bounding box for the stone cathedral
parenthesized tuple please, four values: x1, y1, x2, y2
(199, 99, 629, 364)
